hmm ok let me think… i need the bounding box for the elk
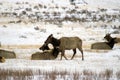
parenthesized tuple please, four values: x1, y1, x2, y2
(91, 34, 117, 49)
(31, 46, 59, 60)
(104, 33, 120, 43)
(0, 56, 5, 63)
(0, 49, 16, 59)
(40, 34, 84, 60)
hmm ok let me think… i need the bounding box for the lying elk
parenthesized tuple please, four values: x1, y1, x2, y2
(104, 33, 120, 43)
(0, 49, 16, 59)
(31, 46, 59, 60)
(91, 36, 117, 49)
(40, 34, 84, 60)
(0, 56, 5, 63)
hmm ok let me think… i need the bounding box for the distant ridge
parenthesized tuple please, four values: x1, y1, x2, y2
(71, 0, 88, 4)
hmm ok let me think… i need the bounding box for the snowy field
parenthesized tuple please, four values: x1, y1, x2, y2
(0, 22, 120, 79)
(0, 0, 120, 80)
(0, 49, 120, 80)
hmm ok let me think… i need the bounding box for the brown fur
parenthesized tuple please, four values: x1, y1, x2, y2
(0, 49, 16, 59)
(91, 42, 112, 50)
(59, 37, 84, 60)
(115, 38, 120, 43)
(91, 34, 117, 49)
(43, 34, 84, 60)
(31, 48, 59, 60)
(104, 33, 120, 43)
(39, 44, 50, 51)
(0, 56, 5, 63)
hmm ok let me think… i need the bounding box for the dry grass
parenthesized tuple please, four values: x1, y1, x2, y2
(84, 49, 110, 53)
(99, 69, 113, 80)
(0, 68, 33, 80)
(116, 71, 120, 80)
(0, 68, 119, 80)
(1, 45, 41, 49)
(1, 44, 111, 54)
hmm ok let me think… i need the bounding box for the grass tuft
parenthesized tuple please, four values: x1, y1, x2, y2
(0, 68, 119, 80)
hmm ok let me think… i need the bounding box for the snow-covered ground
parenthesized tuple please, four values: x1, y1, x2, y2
(1, 48, 120, 72)
(0, 20, 120, 79)
(0, 48, 120, 79)
(0, 22, 119, 48)
(0, 0, 120, 79)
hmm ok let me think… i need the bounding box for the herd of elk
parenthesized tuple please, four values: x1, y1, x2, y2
(0, 33, 119, 61)
(39, 33, 119, 60)
(40, 34, 84, 60)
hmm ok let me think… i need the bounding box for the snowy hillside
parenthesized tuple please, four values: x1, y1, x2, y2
(0, 0, 120, 47)
(0, 0, 120, 9)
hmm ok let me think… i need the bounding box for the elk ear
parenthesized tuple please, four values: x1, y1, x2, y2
(50, 34, 53, 37)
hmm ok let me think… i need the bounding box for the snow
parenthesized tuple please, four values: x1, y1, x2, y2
(0, 49, 120, 73)
(0, 0, 120, 79)
(0, 21, 120, 79)
(0, 21, 120, 72)
(0, 22, 108, 46)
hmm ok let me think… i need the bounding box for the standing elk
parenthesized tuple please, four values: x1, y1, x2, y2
(40, 34, 84, 60)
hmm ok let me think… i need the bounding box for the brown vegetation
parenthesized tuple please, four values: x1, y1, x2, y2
(0, 68, 119, 80)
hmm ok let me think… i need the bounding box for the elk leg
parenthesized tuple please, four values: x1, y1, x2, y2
(78, 47, 84, 61)
(60, 51, 64, 60)
(61, 51, 68, 60)
(63, 53, 68, 60)
(71, 49, 76, 60)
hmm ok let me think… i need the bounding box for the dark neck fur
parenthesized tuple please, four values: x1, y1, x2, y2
(0, 56, 2, 59)
(51, 37, 60, 47)
(52, 48, 59, 58)
(108, 36, 112, 41)
(106, 38, 116, 48)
